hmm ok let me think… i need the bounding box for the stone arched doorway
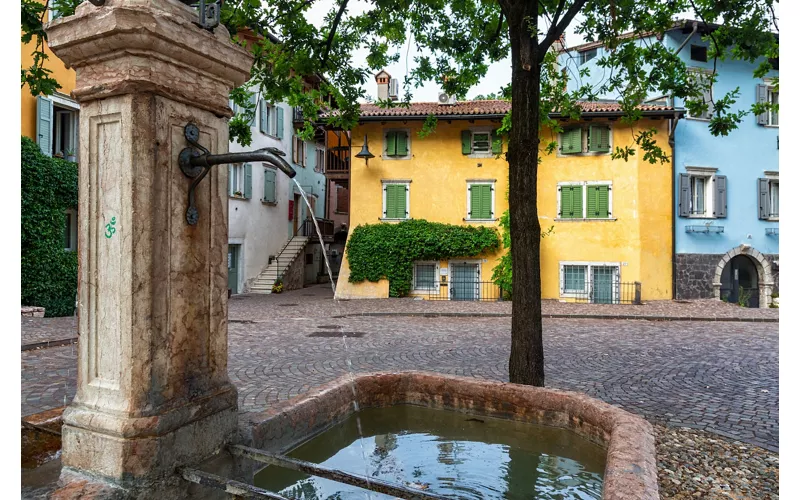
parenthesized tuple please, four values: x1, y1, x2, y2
(713, 245, 774, 309)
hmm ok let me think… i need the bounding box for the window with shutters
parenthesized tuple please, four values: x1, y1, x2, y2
(229, 163, 251, 199)
(466, 181, 496, 221)
(687, 69, 714, 120)
(292, 136, 306, 167)
(462, 128, 502, 158)
(316, 148, 325, 173)
(383, 129, 411, 159)
(769, 180, 779, 218)
(558, 125, 611, 156)
(382, 181, 410, 220)
(680, 168, 725, 219)
(768, 87, 778, 126)
(556, 182, 613, 220)
(413, 261, 439, 291)
(759, 175, 779, 220)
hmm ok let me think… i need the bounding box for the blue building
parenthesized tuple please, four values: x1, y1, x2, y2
(558, 20, 778, 307)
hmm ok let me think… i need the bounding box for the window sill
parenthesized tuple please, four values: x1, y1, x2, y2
(763, 124, 779, 128)
(334, 211, 350, 215)
(261, 200, 277, 206)
(379, 218, 411, 222)
(686, 215, 716, 219)
(230, 195, 248, 200)
(766, 217, 779, 222)
(381, 155, 412, 161)
(467, 153, 495, 159)
(260, 133, 281, 140)
(555, 217, 617, 222)
(464, 218, 498, 223)
(556, 151, 611, 158)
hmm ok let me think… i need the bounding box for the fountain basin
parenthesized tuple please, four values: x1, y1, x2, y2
(239, 371, 658, 500)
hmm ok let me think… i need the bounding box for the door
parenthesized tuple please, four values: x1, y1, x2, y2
(228, 245, 239, 294)
(591, 266, 618, 304)
(726, 255, 759, 308)
(293, 194, 301, 235)
(450, 263, 479, 301)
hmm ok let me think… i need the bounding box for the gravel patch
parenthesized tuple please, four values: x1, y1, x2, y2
(656, 424, 779, 499)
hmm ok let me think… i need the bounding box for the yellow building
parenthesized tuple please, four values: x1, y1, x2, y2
(21, 3, 79, 159)
(335, 94, 681, 303)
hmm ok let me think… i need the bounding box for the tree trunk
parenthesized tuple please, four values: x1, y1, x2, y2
(504, 2, 545, 386)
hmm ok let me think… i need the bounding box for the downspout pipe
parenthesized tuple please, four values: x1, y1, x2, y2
(669, 109, 680, 300)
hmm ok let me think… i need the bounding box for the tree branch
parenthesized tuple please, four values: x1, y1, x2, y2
(537, 0, 587, 63)
(487, 12, 505, 49)
(320, 0, 349, 68)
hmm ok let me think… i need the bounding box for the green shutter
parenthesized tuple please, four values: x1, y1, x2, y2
(396, 131, 408, 156)
(249, 93, 257, 126)
(586, 185, 609, 218)
(259, 100, 267, 134)
(276, 106, 284, 139)
(491, 129, 502, 154)
(228, 165, 233, 195)
(461, 130, 472, 154)
(560, 185, 583, 218)
(307, 144, 316, 170)
(385, 184, 407, 219)
(244, 163, 252, 199)
(396, 184, 407, 218)
(560, 128, 582, 154)
(588, 126, 610, 152)
(386, 132, 397, 156)
(470, 184, 492, 219)
(36, 96, 53, 156)
(597, 185, 609, 217)
(263, 168, 276, 203)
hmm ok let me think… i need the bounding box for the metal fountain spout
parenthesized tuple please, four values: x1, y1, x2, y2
(178, 123, 296, 225)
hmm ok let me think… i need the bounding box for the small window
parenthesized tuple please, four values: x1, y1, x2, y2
(64, 209, 77, 251)
(229, 163, 252, 198)
(335, 183, 350, 214)
(690, 45, 708, 62)
(689, 175, 711, 216)
(305, 253, 314, 265)
(472, 133, 491, 153)
(579, 48, 598, 65)
(768, 88, 778, 126)
(382, 182, 409, 220)
(292, 136, 306, 166)
(413, 262, 438, 291)
(768, 180, 779, 218)
(316, 148, 325, 173)
(563, 265, 588, 293)
(384, 130, 410, 158)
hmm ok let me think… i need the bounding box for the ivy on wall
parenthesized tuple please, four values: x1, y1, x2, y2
(346, 219, 501, 297)
(21, 137, 79, 317)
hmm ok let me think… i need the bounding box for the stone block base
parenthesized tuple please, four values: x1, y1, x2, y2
(675, 253, 723, 300)
(58, 389, 238, 497)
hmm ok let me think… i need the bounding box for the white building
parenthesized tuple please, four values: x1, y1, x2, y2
(226, 88, 331, 295)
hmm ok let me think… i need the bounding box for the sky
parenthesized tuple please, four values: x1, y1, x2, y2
(301, 2, 779, 103)
(303, 0, 592, 102)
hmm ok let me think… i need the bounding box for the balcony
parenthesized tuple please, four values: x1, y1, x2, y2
(299, 217, 335, 243)
(325, 148, 350, 177)
(685, 225, 724, 234)
(292, 107, 304, 123)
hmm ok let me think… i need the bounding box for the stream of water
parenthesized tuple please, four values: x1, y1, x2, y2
(291, 179, 372, 498)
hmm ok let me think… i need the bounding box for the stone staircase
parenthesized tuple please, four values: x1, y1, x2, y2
(249, 236, 309, 294)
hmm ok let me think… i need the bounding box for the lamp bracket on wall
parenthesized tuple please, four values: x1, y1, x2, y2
(178, 123, 296, 226)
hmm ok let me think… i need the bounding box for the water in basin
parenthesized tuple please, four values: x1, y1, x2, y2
(254, 404, 605, 499)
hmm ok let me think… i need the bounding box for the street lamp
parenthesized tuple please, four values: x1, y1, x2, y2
(355, 135, 375, 166)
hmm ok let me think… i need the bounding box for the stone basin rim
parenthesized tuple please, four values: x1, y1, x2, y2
(238, 370, 659, 500)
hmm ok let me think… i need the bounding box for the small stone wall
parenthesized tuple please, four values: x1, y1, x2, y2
(240, 371, 659, 500)
(21, 306, 45, 317)
(675, 253, 722, 300)
(281, 253, 305, 292)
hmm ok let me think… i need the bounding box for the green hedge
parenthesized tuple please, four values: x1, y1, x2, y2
(21, 136, 79, 317)
(346, 219, 501, 297)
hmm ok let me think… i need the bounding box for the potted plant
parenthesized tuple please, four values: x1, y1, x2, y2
(65, 149, 77, 162)
(272, 277, 284, 294)
(233, 190, 244, 198)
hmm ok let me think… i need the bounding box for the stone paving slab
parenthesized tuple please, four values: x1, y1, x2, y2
(21, 285, 778, 452)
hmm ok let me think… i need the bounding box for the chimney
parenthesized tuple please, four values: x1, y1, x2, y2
(551, 33, 566, 53)
(375, 70, 391, 101)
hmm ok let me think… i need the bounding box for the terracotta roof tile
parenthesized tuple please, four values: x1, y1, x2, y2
(358, 100, 676, 119)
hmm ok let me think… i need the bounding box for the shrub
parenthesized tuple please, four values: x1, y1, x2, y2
(21, 137, 78, 317)
(346, 219, 500, 297)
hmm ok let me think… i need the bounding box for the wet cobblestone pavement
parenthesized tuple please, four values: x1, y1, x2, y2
(21, 285, 778, 451)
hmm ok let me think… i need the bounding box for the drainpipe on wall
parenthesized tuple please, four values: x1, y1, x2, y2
(669, 109, 680, 300)
(675, 21, 699, 55)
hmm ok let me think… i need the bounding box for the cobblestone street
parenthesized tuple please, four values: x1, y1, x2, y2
(21, 285, 779, 452)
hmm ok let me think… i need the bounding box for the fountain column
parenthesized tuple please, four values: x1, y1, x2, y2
(45, 0, 252, 494)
